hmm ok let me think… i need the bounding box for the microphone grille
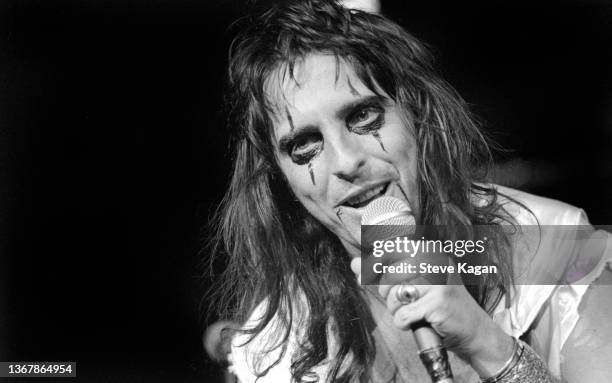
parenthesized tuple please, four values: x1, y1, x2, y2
(361, 196, 414, 226)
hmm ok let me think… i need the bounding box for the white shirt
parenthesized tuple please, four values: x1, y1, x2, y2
(229, 185, 612, 382)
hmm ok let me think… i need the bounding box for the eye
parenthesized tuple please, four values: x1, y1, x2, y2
(347, 106, 384, 133)
(289, 133, 323, 165)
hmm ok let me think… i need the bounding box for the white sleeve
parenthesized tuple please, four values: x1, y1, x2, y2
(228, 301, 295, 383)
(489, 189, 612, 378)
(228, 297, 336, 382)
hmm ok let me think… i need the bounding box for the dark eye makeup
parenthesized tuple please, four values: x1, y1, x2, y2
(346, 104, 385, 134)
(287, 132, 323, 165)
(278, 97, 387, 165)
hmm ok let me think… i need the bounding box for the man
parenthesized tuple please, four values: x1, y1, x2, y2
(207, 1, 612, 381)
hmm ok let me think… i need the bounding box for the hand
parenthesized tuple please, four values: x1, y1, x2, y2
(203, 320, 239, 364)
(377, 267, 515, 378)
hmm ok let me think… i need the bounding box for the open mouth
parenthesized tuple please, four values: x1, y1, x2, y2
(343, 183, 389, 209)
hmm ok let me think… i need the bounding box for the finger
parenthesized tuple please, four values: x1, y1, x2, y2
(386, 284, 432, 316)
(392, 299, 430, 330)
(204, 320, 239, 363)
(378, 274, 432, 300)
(393, 286, 461, 331)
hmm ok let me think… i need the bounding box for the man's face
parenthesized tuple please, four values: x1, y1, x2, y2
(269, 54, 419, 257)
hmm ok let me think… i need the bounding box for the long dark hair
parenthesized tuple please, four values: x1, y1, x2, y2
(208, 1, 515, 381)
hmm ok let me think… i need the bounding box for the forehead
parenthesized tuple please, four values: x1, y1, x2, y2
(265, 54, 377, 125)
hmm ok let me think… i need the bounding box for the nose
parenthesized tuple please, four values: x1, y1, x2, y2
(330, 132, 367, 183)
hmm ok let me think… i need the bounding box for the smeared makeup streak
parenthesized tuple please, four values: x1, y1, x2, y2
(286, 107, 295, 131)
(308, 162, 316, 185)
(346, 75, 360, 96)
(372, 131, 386, 152)
(398, 185, 411, 209)
(336, 209, 343, 223)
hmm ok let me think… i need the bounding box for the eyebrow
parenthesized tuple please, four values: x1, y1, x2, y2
(277, 95, 388, 153)
(335, 94, 387, 121)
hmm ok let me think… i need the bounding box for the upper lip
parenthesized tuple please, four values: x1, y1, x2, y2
(335, 179, 392, 208)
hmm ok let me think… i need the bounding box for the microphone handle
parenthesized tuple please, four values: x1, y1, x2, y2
(411, 320, 454, 383)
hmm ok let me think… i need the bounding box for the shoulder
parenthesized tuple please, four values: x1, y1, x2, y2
(229, 299, 296, 383)
(229, 294, 331, 383)
(484, 185, 612, 379)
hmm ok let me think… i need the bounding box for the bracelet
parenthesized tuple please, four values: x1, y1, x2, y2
(496, 341, 559, 383)
(481, 337, 523, 383)
(481, 339, 559, 383)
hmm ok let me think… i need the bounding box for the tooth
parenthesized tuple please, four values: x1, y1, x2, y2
(347, 185, 384, 206)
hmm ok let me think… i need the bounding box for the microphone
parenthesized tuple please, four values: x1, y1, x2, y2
(362, 197, 454, 383)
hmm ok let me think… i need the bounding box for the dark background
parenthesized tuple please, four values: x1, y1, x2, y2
(0, 0, 610, 382)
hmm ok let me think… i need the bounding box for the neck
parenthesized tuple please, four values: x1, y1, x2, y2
(340, 237, 361, 258)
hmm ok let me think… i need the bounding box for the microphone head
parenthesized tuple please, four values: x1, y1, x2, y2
(361, 196, 415, 240)
(361, 196, 415, 226)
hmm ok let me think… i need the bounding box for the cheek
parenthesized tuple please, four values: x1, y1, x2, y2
(376, 108, 417, 159)
(279, 161, 340, 227)
(381, 124, 417, 168)
(280, 161, 325, 203)
(382, 125, 420, 207)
